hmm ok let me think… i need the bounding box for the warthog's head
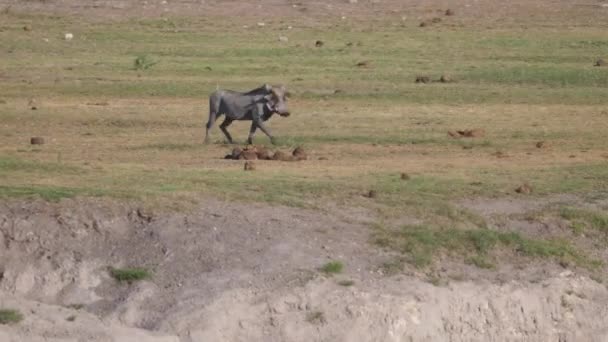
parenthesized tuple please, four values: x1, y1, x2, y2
(264, 84, 291, 117)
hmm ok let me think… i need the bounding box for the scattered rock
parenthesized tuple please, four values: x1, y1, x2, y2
(419, 21, 428, 27)
(400, 173, 410, 180)
(439, 75, 453, 83)
(356, 61, 370, 68)
(315, 40, 324, 47)
(515, 183, 532, 194)
(536, 141, 547, 149)
(257, 22, 265, 27)
(278, 36, 289, 43)
(447, 130, 459, 138)
(292, 146, 308, 160)
(594, 58, 606, 67)
(64, 33, 73, 41)
(346, 42, 353, 47)
(364, 190, 377, 198)
(458, 129, 485, 138)
(244, 161, 256, 171)
(23, 25, 32, 31)
(86, 101, 109, 106)
(445, 9, 455, 16)
(333, 89, 343, 94)
(415, 76, 430, 83)
(492, 151, 508, 158)
(30, 137, 45, 145)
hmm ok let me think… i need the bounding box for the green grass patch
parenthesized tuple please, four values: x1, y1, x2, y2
(374, 224, 599, 270)
(0, 185, 105, 201)
(467, 66, 608, 87)
(0, 309, 24, 325)
(109, 267, 151, 283)
(0, 156, 81, 175)
(320, 261, 344, 275)
(560, 207, 608, 234)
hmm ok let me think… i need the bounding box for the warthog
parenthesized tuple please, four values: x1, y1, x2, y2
(205, 84, 290, 144)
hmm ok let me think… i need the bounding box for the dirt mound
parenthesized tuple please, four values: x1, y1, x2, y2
(448, 129, 485, 138)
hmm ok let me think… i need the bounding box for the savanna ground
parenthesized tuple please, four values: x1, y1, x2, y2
(1, 0, 608, 341)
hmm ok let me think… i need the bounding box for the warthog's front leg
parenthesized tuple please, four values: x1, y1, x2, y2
(255, 120, 275, 144)
(254, 103, 276, 144)
(247, 122, 257, 145)
(219, 117, 234, 144)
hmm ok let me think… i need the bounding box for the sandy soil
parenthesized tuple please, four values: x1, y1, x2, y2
(1, 197, 607, 341)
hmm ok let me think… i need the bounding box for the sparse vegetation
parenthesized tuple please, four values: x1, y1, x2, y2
(0, 309, 23, 325)
(320, 261, 343, 275)
(109, 267, 151, 283)
(337, 280, 355, 287)
(560, 207, 608, 235)
(374, 224, 600, 270)
(133, 55, 158, 70)
(306, 311, 326, 325)
(67, 304, 85, 310)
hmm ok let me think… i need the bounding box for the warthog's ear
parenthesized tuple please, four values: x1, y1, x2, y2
(264, 84, 273, 92)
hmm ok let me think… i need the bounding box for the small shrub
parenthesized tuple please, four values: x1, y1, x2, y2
(306, 311, 326, 324)
(133, 55, 158, 70)
(109, 267, 151, 283)
(0, 309, 23, 324)
(320, 261, 343, 274)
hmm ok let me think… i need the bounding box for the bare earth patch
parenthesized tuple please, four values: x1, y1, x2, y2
(0, 197, 607, 341)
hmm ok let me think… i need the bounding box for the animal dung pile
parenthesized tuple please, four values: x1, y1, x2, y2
(447, 129, 485, 138)
(30, 137, 45, 145)
(225, 145, 308, 162)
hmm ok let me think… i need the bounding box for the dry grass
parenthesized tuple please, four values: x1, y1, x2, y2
(0, 10, 607, 211)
